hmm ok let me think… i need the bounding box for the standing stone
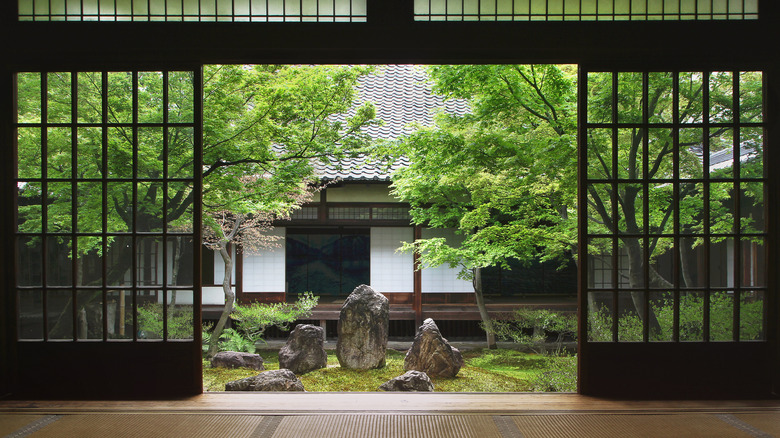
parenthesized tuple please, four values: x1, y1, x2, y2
(379, 371, 434, 392)
(225, 369, 305, 392)
(336, 284, 389, 369)
(278, 324, 328, 375)
(211, 351, 265, 371)
(404, 318, 464, 378)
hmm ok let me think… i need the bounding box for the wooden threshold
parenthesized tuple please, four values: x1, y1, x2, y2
(1, 393, 778, 416)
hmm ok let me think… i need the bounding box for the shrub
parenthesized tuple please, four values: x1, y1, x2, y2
(231, 291, 319, 344)
(137, 293, 323, 347)
(531, 355, 577, 392)
(589, 292, 765, 341)
(137, 302, 194, 340)
(218, 328, 257, 353)
(491, 308, 576, 355)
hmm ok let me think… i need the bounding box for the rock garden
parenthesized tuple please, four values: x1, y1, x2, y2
(204, 285, 577, 393)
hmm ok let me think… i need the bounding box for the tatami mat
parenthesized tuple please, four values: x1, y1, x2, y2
(0, 415, 46, 437)
(3, 412, 780, 438)
(511, 414, 760, 438)
(271, 414, 503, 438)
(15, 414, 267, 438)
(735, 413, 780, 437)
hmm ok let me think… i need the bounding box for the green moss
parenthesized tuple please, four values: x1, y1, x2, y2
(202, 361, 260, 392)
(464, 348, 550, 382)
(202, 349, 282, 392)
(430, 365, 534, 392)
(202, 348, 571, 393)
(299, 350, 406, 392)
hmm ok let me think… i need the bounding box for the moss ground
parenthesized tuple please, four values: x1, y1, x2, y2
(203, 348, 565, 392)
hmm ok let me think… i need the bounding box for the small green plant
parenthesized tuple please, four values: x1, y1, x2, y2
(218, 328, 257, 354)
(589, 292, 765, 342)
(137, 302, 194, 339)
(587, 305, 613, 342)
(617, 312, 643, 342)
(531, 355, 577, 392)
(491, 308, 576, 354)
(230, 291, 319, 344)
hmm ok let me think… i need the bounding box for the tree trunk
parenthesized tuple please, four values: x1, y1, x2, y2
(623, 238, 663, 336)
(206, 243, 235, 358)
(679, 237, 695, 288)
(473, 267, 497, 349)
(78, 307, 88, 339)
(169, 238, 184, 306)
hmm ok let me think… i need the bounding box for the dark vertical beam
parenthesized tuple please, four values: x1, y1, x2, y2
(732, 70, 742, 342)
(70, 71, 79, 341)
(235, 243, 244, 303)
(101, 71, 111, 340)
(1, 0, 16, 24)
(610, 71, 619, 343)
(318, 187, 327, 221)
(191, 65, 204, 395)
(576, 65, 588, 394)
(413, 225, 422, 328)
(672, 70, 681, 342)
(642, 71, 650, 343)
(162, 70, 169, 340)
(764, 64, 780, 397)
(131, 71, 139, 341)
(41, 73, 49, 341)
(702, 71, 711, 342)
(0, 66, 16, 397)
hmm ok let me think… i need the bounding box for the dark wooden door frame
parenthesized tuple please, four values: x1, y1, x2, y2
(576, 64, 778, 398)
(1, 0, 778, 399)
(2, 64, 204, 399)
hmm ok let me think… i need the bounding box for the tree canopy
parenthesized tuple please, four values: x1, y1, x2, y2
(384, 66, 764, 343)
(16, 65, 377, 279)
(386, 64, 579, 277)
(15, 65, 378, 341)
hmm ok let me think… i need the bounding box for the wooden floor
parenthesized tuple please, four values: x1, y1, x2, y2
(2, 394, 779, 437)
(1, 393, 779, 415)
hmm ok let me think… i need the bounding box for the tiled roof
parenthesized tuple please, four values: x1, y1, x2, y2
(314, 155, 410, 181)
(691, 144, 758, 172)
(319, 65, 469, 181)
(353, 64, 470, 140)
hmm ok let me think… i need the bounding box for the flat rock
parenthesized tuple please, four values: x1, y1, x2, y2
(278, 324, 328, 375)
(404, 318, 464, 378)
(336, 284, 389, 369)
(224, 369, 305, 392)
(211, 351, 265, 371)
(379, 370, 434, 392)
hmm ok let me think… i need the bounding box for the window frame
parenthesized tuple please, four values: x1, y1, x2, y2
(1, 0, 777, 399)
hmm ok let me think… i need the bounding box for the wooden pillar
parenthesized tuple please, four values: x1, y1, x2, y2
(765, 62, 780, 397)
(413, 225, 422, 328)
(320, 319, 327, 341)
(235, 243, 243, 304)
(318, 188, 327, 222)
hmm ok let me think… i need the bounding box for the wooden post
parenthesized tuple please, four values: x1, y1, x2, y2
(318, 188, 327, 221)
(235, 243, 243, 304)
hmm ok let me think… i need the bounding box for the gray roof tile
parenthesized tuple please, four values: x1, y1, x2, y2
(320, 65, 468, 181)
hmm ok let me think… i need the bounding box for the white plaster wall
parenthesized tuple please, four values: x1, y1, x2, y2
(326, 184, 400, 202)
(202, 286, 228, 305)
(370, 227, 414, 293)
(243, 227, 286, 292)
(420, 228, 473, 293)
